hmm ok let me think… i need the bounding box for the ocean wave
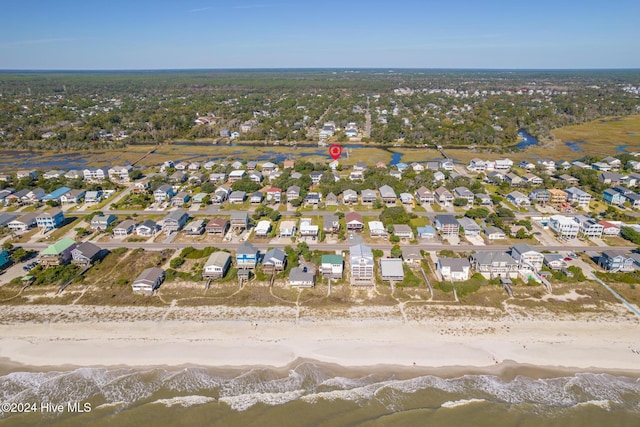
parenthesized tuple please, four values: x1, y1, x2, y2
(151, 395, 217, 408)
(441, 398, 487, 408)
(1, 364, 639, 413)
(219, 390, 306, 411)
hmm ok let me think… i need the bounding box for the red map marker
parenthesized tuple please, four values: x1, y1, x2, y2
(329, 144, 343, 160)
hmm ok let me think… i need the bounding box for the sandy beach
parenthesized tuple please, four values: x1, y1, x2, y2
(1, 303, 639, 373)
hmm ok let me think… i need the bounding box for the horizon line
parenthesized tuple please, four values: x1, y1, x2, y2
(1, 67, 640, 73)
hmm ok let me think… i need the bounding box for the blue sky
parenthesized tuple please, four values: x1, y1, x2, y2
(1, 0, 639, 69)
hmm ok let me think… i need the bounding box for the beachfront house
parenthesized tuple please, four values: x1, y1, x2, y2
(71, 241, 103, 266)
(321, 254, 343, 279)
(40, 238, 77, 268)
(436, 257, 471, 282)
(236, 242, 259, 269)
(202, 252, 232, 279)
(132, 267, 165, 295)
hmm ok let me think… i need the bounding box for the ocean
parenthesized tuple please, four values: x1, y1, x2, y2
(1, 362, 639, 426)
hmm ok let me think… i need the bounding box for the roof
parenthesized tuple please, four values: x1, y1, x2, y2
(263, 248, 286, 263)
(204, 252, 231, 268)
(379, 258, 404, 278)
(512, 243, 538, 255)
(472, 251, 516, 265)
(237, 241, 258, 256)
(484, 225, 505, 235)
(134, 267, 164, 284)
(207, 217, 229, 227)
(322, 254, 343, 264)
(394, 224, 412, 233)
(345, 212, 363, 224)
(44, 187, 71, 199)
(289, 266, 314, 282)
(41, 237, 76, 255)
(436, 214, 458, 226)
(350, 244, 373, 260)
(74, 241, 101, 259)
(115, 219, 137, 230)
(401, 247, 422, 259)
(457, 217, 480, 229)
(165, 209, 188, 221)
(438, 257, 471, 271)
(379, 185, 396, 198)
(231, 211, 248, 221)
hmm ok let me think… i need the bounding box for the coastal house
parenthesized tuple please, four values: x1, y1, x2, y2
(254, 220, 271, 238)
(350, 244, 375, 285)
(401, 247, 422, 267)
(108, 165, 133, 182)
(236, 242, 259, 269)
(522, 173, 543, 186)
(40, 238, 77, 268)
(163, 209, 189, 233)
(504, 173, 522, 187)
(279, 220, 297, 238)
(368, 220, 386, 237)
(299, 218, 319, 237)
(469, 251, 519, 279)
(230, 212, 249, 231)
(345, 212, 364, 232)
(573, 215, 604, 238)
(209, 173, 227, 184)
(71, 241, 103, 267)
(529, 189, 550, 205)
(171, 192, 191, 207)
(184, 219, 205, 236)
(361, 189, 378, 205)
(42, 187, 71, 203)
(262, 248, 287, 273)
(393, 224, 414, 240)
(457, 217, 481, 237)
(112, 219, 137, 237)
(289, 266, 316, 287)
(436, 257, 471, 281)
(434, 187, 454, 206)
(325, 192, 338, 206)
(8, 212, 38, 232)
(202, 252, 232, 279)
(511, 243, 544, 271)
(154, 184, 175, 202)
(483, 225, 506, 240)
(599, 220, 621, 236)
(266, 187, 282, 203)
(415, 186, 434, 204)
(549, 215, 580, 240)
(228, 170, 246, 183)
(434, 214, 459, 236)
(544, 253, 566, 271)
(323, 214, 340, 234)
(564, 187, 591, 207)
(598, 250, 635, 272)
(132, 267, 165, 295)
(213, 186, 231, 203)
(506, 191, 531, 207)
(228, 191, 246, 204)
(60, 189, 86, 204)
(548, 188, 568, 206)
(36, 208, 65, 231)
(379, 258, 404, 282)
(206, 218, 229, 235)
(343, 189, 358, 204)
(136, 219, 158, 237)
(84, 190, 103, 204)
(90, 214, 117, 231)
(250, 192, 264, 204)
(453, 187, 474, 207)
(286, 185, 301, 202)
(321, 254, 343, 279)
(417, 226, 436, 239)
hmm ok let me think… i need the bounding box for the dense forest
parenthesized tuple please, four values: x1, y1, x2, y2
(0, 69, 638, 150)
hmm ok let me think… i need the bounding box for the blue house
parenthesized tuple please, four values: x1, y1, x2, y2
(42, 187, 71, 203)
(417, 225, 436, 239)
(598, 250, 635, 272)
(395, 162, 409, 172)
(603, 189, 624, 205)
(0, 249, 10, 269)
(36, 208, 65, 231)
(236, 242, 259, 269)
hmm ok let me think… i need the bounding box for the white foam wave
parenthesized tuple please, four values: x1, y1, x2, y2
(574, 400, 612, 411)
(151, 395, 216, 408)
(94, 401, 128, 411)
(441, 398, 487, 409)
(220, 390, 306, 412)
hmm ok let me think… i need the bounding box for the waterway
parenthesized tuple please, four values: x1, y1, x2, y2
(515, 129, 538, 149)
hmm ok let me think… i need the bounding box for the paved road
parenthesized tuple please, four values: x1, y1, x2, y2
(20, 241, 634, 253)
